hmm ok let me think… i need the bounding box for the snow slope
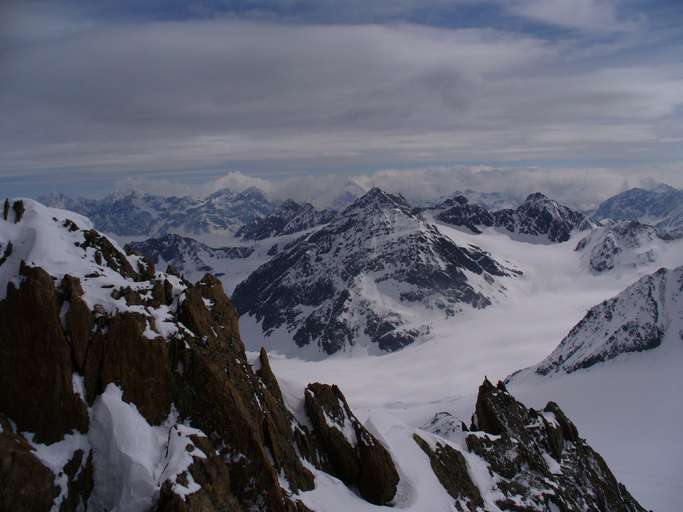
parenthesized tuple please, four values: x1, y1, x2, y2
(263, 222, 683, 512)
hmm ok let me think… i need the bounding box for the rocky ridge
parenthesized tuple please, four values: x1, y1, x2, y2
(432, 192, 599, 243)
(532, 265, 682, 375)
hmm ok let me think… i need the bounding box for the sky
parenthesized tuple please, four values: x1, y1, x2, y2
(1, 0, 683, 201)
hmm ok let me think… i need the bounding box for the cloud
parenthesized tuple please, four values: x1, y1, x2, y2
(117, 166, 683, 211)
(1, 2, 682, 184)
(507, 0, 636, 32)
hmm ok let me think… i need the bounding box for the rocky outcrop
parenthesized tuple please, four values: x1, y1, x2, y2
(0, 263, 89, 444)
(464, 379, 645, 511)
(413, 434, 483, 511)
(304, 383, 399, 505)
(0, 414, 59, 511)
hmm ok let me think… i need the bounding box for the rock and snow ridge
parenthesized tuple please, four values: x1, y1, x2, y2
(528, 265, 682, 375)
(236, 199, 336, 241)
(233, 187, 518, 356)
(430, 192, 599, 242)
(575, 220, 683, 274)
(0, 198, 648, 511)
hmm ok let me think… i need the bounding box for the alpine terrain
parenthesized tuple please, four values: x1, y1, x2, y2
(232, 188, 518, 356)
(0, 198, 647, 512)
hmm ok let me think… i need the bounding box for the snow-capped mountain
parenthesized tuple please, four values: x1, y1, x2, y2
(232, 187, 518, 356)
(493, 192, 599, 243)
(593, 184, 683, 235)
(0, 197, 644, 512)
(236, 199, 336, 241)
(575, 220, 683, 274)
(430, 192, 598, 242)
(529, 266, 682, 375)
(40, 187, 275, 238)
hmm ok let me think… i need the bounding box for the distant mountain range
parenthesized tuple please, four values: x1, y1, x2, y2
(593, 184, 683, 234)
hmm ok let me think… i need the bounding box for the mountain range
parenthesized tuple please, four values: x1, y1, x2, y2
(0, 198, 650, 512)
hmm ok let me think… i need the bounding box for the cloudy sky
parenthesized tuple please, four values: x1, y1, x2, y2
(2, 0, 682, 200)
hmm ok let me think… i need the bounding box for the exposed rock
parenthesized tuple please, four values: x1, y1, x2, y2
(0, 241, 12, 266)
(304, 383, 399, 505)
(2, 199, 8, 221)
(464, 379, 646, 511)
(12, 200, 25, 223)
(413, 434, 483, 511)
(0, 262, 89, 443)
(434, 195, 494, 233)
(0, 414, 59, 511)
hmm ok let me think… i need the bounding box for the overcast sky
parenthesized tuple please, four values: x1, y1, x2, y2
(2, 0, 682, 199)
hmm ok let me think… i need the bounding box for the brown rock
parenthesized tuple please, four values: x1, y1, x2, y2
(304, 382, 399, 505)
(0, 263, 88, 443)
(414, 433, 483, 511)
(61, 275, 92, 372)
(0, 414, 59, 511)
(88, 311, 173, 425)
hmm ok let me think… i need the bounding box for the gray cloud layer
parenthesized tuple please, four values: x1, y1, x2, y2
(1, 2, 682, 184)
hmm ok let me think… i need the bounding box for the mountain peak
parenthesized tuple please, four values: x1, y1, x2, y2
(345, 187, 411, 213)
(523, 192, 550, 203)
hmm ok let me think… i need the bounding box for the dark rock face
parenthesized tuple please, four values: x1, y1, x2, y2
(493, 192, 598, 243)
(431, 192, 598, 242)
(413, 434, 483, 511)
(535, 266, 681, 375)
(0, 263, 89, 444)
(434, 195, 494, 233)
(304, 383, 399, 505)
(233, 187, 515, 355)
(237, 200, 336, 240)
(0, 414, 59, 511)
(463, 379, 645, 511)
